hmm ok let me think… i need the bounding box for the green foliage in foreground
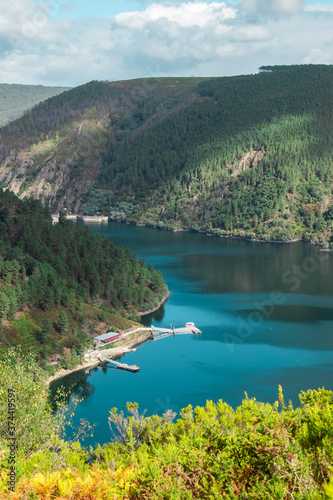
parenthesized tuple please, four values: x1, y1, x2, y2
(1, 350, 333, 499)
(0, 350, 92, 479)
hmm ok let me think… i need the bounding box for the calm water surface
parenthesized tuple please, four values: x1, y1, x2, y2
(51, 223, 333, 448)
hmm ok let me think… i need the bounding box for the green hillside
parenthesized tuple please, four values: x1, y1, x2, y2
(0, 66, 332, 245)
(0, 83, 70, 127)
(0, 77, 205, 213)
(0, 189, 167, 362)
(99, 65, 333, 245)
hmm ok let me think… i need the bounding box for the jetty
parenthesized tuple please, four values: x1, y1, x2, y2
(77, 215, 109, 223)
(97, 355, 140, 373)
(52, 214, 109, 224)
(151, 323, 202, 341)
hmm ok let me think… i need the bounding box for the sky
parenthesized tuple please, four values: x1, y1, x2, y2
(0, 0, 332, 87)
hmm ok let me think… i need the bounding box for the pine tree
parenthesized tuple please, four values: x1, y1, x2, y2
(41, 318, 52, 335)
(58, 311, 69, 334)
(0, 291, 10, 320)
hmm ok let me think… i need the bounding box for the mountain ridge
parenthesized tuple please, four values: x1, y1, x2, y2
(0, 83, 71, 127)
(0, 66, 332, 245)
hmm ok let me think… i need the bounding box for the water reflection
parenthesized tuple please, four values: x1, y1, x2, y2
(141, 303, 166, 325)
(50, 369, 96, 409)
(238, 305, 333, 324)
(176, 246, 332, 295)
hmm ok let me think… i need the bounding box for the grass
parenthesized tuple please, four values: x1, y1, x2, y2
(82, 303, 140, 332)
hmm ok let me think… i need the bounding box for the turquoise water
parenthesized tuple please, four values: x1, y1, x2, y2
(51, 223, 333, 448)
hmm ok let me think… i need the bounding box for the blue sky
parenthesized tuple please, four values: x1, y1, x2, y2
(1, 0, 333, 86)
(46, 0, 333, 19)
(36, 0, 333, 18)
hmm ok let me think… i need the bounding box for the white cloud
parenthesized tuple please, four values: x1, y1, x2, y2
(115, 2, 237, 29)
(305, 4, 333, 13)
(0, 0, 332, 86)
(302, 48, 332, 64)
(239, 0, 307, 15)
(110, 2, 242, 68)
(231, 25, 271, 42)
(0, 0, 114, 85)
(108, 2, 277, 76)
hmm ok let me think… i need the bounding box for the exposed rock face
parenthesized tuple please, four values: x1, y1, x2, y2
(0, 121, 104, 212)
(0, 153, 97, 212)
(231, 150, 265, 178)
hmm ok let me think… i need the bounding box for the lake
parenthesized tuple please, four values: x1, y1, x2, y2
(51, 223, 333, 448)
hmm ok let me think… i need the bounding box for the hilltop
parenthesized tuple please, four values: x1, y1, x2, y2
(0, 66, 332, 245)
(0, 83, 70, 127)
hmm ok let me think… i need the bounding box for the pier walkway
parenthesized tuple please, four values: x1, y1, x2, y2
(97, 355, 140, 372)
(151, 324, 202, 341)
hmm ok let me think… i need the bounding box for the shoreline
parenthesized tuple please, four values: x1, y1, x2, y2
(137, 290, 170, 317)
(47, 329, 152, 385)
(107, 218, 331, 247)
(47, 289, 170, 386)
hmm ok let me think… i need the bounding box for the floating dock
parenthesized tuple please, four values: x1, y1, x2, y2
(77, 215, 109, 223)
(151, 324, 202, 341)
(97, 355, 140, 373)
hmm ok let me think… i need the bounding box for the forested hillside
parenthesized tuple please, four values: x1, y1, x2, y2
(0, 77, 204, 211)
(0, 83, 70, 126)
(0, 66, 332, 244)
(100, 65, 333, 244)
(0, 189, 167, 362)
